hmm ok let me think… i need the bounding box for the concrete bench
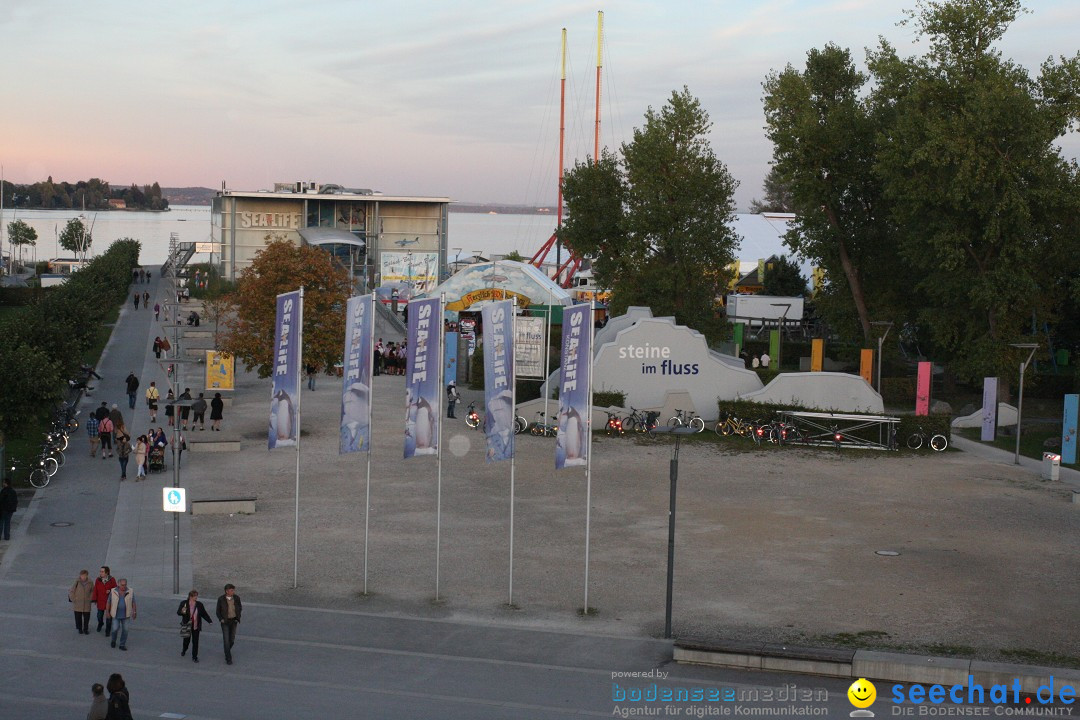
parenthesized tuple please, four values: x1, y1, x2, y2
(191, 497, 256, 515)
(187, 437, 241, 452)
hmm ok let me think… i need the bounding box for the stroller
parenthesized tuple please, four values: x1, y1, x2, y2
(148, 446, 166, 473)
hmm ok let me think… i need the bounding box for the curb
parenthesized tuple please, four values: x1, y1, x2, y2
(673, 639, 1080, 694)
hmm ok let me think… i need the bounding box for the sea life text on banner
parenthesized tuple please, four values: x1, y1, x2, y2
(404, 297, 442, 458)
(341, 294, 374, 454)
(269, 290, 302, 449)
(482, 300, 514, 462)
(556, 303, 591, 469)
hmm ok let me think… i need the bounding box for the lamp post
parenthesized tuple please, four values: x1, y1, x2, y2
(770, 303, 791, 369)
(870, 321, 894, 395)
(651, 425, 697, 639)
(450, 247, 462, 275)
(1009, 343, 1038, 465)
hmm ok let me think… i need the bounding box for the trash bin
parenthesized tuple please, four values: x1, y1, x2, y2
(1042, 452, 1061, 481)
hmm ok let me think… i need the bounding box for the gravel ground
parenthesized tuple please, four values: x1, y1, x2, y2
(187, 366, 1080, 662)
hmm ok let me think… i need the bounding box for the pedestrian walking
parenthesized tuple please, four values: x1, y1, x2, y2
(177, 589, 213, 663)
(146, 270, 151, 282)
(176, 431, 187, 468)
(210, 392, 224, 431)
(95, 401, 110, 423)
(109, 404, 124, 432)
(98, 415, 115, 459)
(107, 578, 136, 650)
(216, 583, 242, 665)
(146, 382, 160, 422)
(165, 389, 176, 427)
(105, 673, 132, 719)
(69, 569, 93, 634)
(446, 381, 459, 418)
(142, 291, 149, 308)
(132, 269, 140, 285)
(87, 682, 107, 720)
(306, 363, 317, 391)
(86, 414, 101, 457)
(138, 268, 145, 283)
(178, 387, 192, 429)
(134, 436, 149, 481)
(191, 393, 207, 430)
(760, 352, 771, 369)
(153, 302, 160, 321)
(115, 422, 131, 480)
(0, 478, 17, 541)
(92, 566, 116, 634)
(153, 336, 162, 360)
(124, 372, 139, 410)
(133, 292, 139, 310)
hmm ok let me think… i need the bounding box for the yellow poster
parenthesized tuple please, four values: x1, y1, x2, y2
(811, 339, 825, 372)
(205, 351, 235, 390)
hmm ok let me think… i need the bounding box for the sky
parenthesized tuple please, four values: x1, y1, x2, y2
(1, 0, 1078, 211)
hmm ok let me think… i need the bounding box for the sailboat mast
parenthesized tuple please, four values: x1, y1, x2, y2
(594, 11, 603, 164)
(556, 28, 567, 270)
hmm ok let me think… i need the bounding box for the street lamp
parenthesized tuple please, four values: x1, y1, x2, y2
(1009, 343, 1038, 465)
(650, 425, 697, 639)
(450, 247, 462, 275)
(870, 321, 894, 395)
(770, 303, 791, 369)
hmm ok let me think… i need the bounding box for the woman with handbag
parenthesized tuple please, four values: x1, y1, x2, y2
(176, 589, 213, 663)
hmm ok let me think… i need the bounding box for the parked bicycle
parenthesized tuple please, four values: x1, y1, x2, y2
(906, 425, 948, 452)
(464, 401, 482, 429)
(10, 457, 53, 489)
(622, 407, 659, 436)
(714, 411, 753, 438)
(605, 412, 624, 437)
(531, 412, 558, 437)
(667, 408, 705, 433)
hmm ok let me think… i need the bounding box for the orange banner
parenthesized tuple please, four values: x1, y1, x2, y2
(860, 349, 874, 386)
(811, 339, 824, 372)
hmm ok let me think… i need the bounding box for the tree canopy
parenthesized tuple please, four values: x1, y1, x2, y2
(763, 0, 1080, 381)
(220, 237, 353, 378)
(58, 217, 92, 257)
(762, 255, 808, 297)
(558, 87, 740, 341)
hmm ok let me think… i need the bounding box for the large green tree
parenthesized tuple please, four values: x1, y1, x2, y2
(749, 165, 794, 214)
(7, 219, 37, 268)
(868, 0, 1080, 381)
(559, 87, 740, 341)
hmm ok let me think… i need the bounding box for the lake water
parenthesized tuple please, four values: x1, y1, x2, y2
(1, 205, 558, 267)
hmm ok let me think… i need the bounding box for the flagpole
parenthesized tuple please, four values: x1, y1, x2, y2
(435, 292, 445, 601)
(509, 296, 518, 606)
(293, 286, 305, 589)
(583, 300, 595, 614)
(363, 292, 375, 595)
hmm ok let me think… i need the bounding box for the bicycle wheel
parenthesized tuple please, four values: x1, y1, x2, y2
(689, 417, 705, 433)
(930, 434, 948, 452)
(44, 456, 59, 476)
(29, 468, 49, 488)
(515, 416, 528, 434)
(53, 450, 66, 469)
(56, 434, 69, 451)
(668, 416, 683, 428)
(465, 414, 480, 429)
(906, 433, 923, 450)
(715, 422, 727, 437)
(531, 425, 542, 437)
(624, 417, 638, 434)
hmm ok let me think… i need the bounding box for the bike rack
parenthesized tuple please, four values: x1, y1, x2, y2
(779, 411, 900, 451)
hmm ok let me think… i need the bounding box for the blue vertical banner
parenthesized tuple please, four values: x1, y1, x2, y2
(269, 290, 302, 449)
(981, 377, 998, 442)
(340, 294, 374, 454)
(404, 297, 442, 458)
(444, 331, 459, 385)
(482, 300, 514, 463)
(556, 303, 592, 470)
(1063, 394, 1079, 465)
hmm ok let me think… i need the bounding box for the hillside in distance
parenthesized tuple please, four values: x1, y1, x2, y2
(161, 186, 217, 205)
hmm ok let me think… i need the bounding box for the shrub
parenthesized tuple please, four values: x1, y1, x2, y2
(881, 376, 917, 404)
(594, 390, 626, 408)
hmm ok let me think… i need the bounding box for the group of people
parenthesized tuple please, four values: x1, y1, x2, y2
(374, 339, 408, 376)
(131, 267, 151, 284)
(85, 395, 195, 480)
(741, 351, 772, 369)
(85, 674, 132, 720)
(131, 291, 150, 310)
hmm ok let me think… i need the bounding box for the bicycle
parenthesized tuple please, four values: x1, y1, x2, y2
(514, 413, 528, 435)
(10, 457, 52, 488)
(464, 401, 482, 429)
(622, 407, 659, 436)
(667, 409, 706, 433)
(530, 412, 558, 437)
(605, 412, 624, 437)
(906, 425, 948, 452)
(714, 411, 753, 438)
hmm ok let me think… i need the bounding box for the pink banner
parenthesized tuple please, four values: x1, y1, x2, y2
(915, 361, 932, 416)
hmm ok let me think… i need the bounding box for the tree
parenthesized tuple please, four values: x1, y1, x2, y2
(749, 166, 794, 214)
(868, 0, 1080, 381)
(502, 250, 527, 262)
(559, 88, 740, 341)
(763, 44, 909, 345)
(58, 217, 92, 259)
(762, 255, 808, 297)
(220, 236, 353, 378)
(7, 219, 37, 268)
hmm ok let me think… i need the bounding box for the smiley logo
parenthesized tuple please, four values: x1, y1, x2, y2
(848, 678, 877, 708)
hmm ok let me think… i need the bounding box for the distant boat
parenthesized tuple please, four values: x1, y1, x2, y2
(177, 218, 187, 222)
(488, 210, 498, 215)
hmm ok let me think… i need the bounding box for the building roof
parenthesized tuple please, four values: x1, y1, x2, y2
(221, 190, 450, 203)
(298, 227, 366, 248)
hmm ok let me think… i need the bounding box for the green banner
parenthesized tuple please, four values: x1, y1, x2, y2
(769, 330, 780, 367)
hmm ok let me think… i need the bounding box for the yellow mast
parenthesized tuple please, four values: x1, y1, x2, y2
(594, 11, 603, 164)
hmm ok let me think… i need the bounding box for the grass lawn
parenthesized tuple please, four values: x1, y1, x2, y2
(955, 424, 1078, 470)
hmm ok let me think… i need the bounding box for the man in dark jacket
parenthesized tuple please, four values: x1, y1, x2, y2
(190, 393, 208, 430)
(94, 401, 110, 423)
(178, 388, 193, 430)
(215, 584, 242, 665)
(125, 372, 140, 409)
(0, 478, 17, 540)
